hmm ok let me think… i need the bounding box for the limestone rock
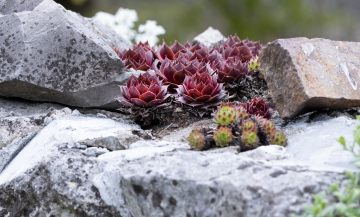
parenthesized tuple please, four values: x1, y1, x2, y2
(0, 0, 131, 110)
(66, 10, 132, 50)
(0, 132, 37, 172)
(260, 37, 360, 119)
(97, 146, 343, 217)
(193, 27, 225, 48)
(0, 113, 141, 185)
(0, 0, 44, 14)
(0, 149, 116, 217)
(0, 111, 357, 216)
(0, 97, 69, 148)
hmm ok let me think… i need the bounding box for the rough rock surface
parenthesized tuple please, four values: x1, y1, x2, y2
(0, 97, 69, 148)
(0, 105, 356, 216)
(98, 146, 343, 217)
(0, 113, 142, 185)
(260, 37, 360, 119)
(0, 0, 131, 109)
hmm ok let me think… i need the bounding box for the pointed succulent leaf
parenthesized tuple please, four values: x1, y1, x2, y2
(163, 65, 177, 83)
(130, 98, 148, 107)
(173, 70, 186, 84)
(136, 82, 148, 95)
(129, 86, 140, 98)
(170, 40, 186, 54)
(139, 91, 156, 103)
(159, 41, 175, 60)
(190, 42, 202, 52)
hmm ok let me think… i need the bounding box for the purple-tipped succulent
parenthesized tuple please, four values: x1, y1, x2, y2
(170, 40, 186, 55)
(240, 97, 274, 119)
(213, 58, 249, 83)
(116, 41, 157, 71)
(154, 58, 211, 93)
(153, 58, 189, 93)
(176, 71, 227, 108)
(116, 71, 170, 108)
(157, 41, 175, 62)
(222, 34, 262, 62)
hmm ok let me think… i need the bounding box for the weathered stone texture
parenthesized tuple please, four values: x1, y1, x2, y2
(0, 97, 69, 148)
(260, 37, 360, 119)
(0, 0, 131, 109)
(0, 108, 356, 216)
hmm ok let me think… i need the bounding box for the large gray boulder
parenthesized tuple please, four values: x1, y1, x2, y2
(0, 109, 356, 216)
(260, 37, 360, 119)
(0, 0, 132, 109)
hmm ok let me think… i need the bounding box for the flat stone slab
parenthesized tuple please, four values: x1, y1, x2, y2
(260, 37, 360, 119)
(0, 111, 357, 216)
(0, 114, 141, 185)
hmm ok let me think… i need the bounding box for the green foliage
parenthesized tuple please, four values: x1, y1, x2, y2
(213, 127, 233, 147)
(188, 131, 205, 150)
(241, 131, 258, 146)
(214, 105, 238, 126)
(294, 116, 360, 217)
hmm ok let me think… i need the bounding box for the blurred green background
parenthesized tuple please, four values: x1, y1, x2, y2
(55, 0, 360, 45)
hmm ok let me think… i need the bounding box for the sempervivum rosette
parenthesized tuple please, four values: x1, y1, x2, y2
(116, 71, 170, 108)
(153, 58, 209, 93)
(157, 41, 175, 61)
(239, 97, 274, 119)
(176, 71, 227, 109)
(221, 35, 262, 62)
(213, 57, 249, 83)
(116, 41, 157, 71)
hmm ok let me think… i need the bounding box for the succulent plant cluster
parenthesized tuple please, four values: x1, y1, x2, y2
(115, 71, 170, 108)
(239, 97, 274, 119)
(115, 34, 263, 111)
(187, 101, 287, 151)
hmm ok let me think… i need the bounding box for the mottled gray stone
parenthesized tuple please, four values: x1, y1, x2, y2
(79, 136, 129, 151)
(96, 145, 345, 217)
(0, 149, 117, 217)
(260, 37, 360, 119)
(0, 0, 44, 14)
(0, 111, 357, 216)
(0, 113, 141, 184)
(0, 132, 37, 172)
(0, 97, 70, 148)
(0, 0, 131, 109)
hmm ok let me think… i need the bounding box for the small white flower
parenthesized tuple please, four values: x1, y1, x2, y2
(138, 20, 165, 35)
(135, 34, 159, 46)
(136, 20, 166, 46)
(92, 8, 165, 45)
(92, 11, 116, 28)
(114, 8, 138, 28)
(113, 25, 137, 41)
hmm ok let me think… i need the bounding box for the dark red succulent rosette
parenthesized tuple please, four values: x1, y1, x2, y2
(221, 34, 262, 63)
(116, 71, 170, 108)
(213, 57, 249, 83)
(156, 41, 175, 62)
(176, 71, 227, 109)
(239, 97, 274, 119)
(116, 41, 158, 71)
(153, 58, 211, 94)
